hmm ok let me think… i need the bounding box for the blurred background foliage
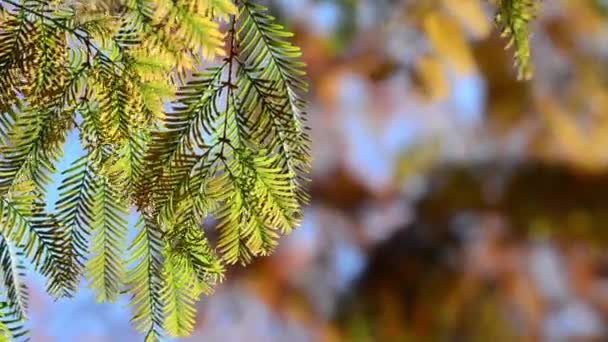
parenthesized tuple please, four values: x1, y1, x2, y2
(26, 0, 608, 340)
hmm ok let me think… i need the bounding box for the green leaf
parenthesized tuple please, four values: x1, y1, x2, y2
(0, 237, 27, 322)
(160, 247, 198, 337)
(53, 155, 100, 296)
(495, 0, 537, 80)
(238, 1, 311, 203)
(86, 175, 129, 302)
(126, 216, 164, 339)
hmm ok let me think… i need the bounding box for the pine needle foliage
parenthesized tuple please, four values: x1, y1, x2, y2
(0, 0, 309, 339)
(494, 0, 538, 80)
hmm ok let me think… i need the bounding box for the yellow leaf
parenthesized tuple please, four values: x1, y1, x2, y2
(442, 0, 491, 39)
(424, 11, 475, 74)
(413, 55, 449, 101)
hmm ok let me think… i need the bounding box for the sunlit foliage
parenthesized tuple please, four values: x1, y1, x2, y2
(0, 0, 309, 339)
(0, 0, 545, 339)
